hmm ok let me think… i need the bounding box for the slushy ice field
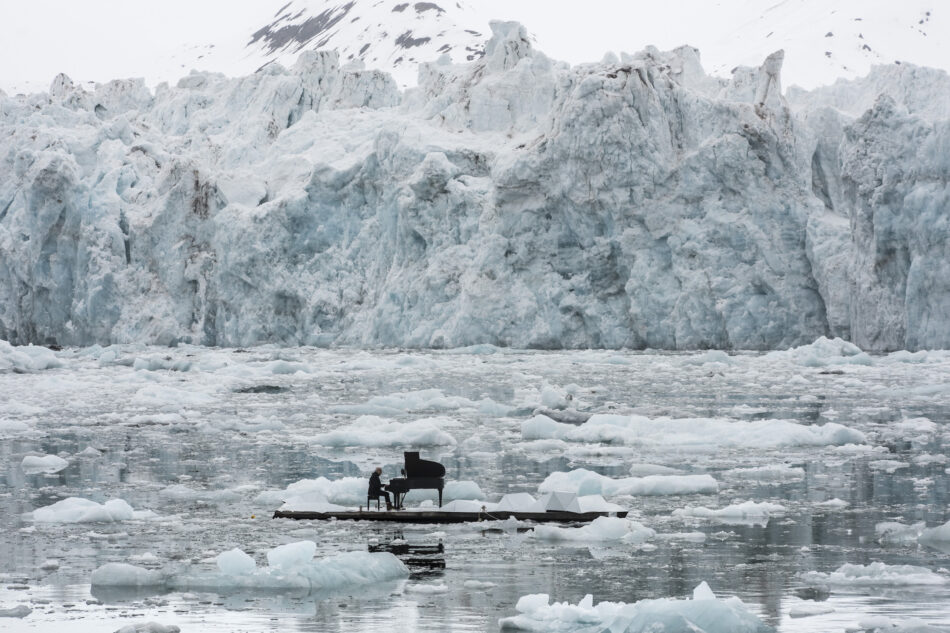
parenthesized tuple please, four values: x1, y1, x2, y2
(2, 340, 950, 632)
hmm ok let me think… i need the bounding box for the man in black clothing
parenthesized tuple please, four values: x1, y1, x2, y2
(368, 466, 392, 510)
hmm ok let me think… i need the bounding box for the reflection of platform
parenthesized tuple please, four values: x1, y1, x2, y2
(272, 509, 627, 523)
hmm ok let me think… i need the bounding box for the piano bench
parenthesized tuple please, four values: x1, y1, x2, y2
(367, 495, 381, 510)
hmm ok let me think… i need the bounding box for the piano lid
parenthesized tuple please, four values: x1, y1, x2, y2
(404, 451, 446, 478)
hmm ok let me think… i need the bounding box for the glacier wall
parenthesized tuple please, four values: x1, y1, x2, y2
(1, 22, 948, 350)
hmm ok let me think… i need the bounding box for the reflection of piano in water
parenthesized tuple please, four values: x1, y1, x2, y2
(384, 451, 446, 509)
(369, 535, 445, 577)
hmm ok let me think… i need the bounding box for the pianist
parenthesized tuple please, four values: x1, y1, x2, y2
(368, 467, 393, 510)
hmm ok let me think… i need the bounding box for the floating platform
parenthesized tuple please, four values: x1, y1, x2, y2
(272, 509, 627, 523)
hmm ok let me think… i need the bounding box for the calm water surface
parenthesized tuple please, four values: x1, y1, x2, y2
(1, 346, 949, 631)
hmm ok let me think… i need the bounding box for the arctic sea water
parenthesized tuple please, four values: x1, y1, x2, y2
(1, 340, 949, 632)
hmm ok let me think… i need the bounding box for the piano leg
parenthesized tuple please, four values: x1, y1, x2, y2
(438, 487, 443, 508)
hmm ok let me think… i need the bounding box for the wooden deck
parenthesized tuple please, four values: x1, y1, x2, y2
(272, 509, 628, 523)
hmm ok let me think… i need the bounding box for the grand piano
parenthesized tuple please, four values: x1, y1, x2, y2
(385, 451, 446, 509)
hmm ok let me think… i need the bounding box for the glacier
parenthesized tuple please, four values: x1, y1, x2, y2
(1, 22, 948, 350)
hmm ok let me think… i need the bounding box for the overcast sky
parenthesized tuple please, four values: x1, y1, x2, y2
(1, 1, 945, 93)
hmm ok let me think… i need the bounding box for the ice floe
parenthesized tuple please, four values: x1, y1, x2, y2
(802, 562, 947, 586)
(764, 337, 873, 367)
(532, 517, 656, 544)
(788, 601, 834, 618)
(114, 623, 181, 633)
(20, 453, 69, 474)
(673, 501, 786, 525)
(0, 340, 62, 373)
(0, 605, 32, 618)
(498, 582, 767, 632)
(724, 464, 805, 482)
(539, 469, 718, 497)
(32, 497, 153, 523)
(522, 413, 865, 450)
(92, 547, 408, 593)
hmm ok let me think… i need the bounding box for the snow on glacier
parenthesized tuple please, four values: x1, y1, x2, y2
(1, 21, 949, 350)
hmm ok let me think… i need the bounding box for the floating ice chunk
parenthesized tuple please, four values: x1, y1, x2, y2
(267, 541, 316, 570)
(406, 583, 449, 594)
(131, 384, 214, 409)
(216, 548, 257, 575)
(329, 389, 489, 416)
(868, 460, 910, 473)
(628, 463, 685, 476)
(310, 415, 457, 447)
(886, 350, 929, 363)
(540, 469, 718, 497)
(175, 551, 408, 592)
(500, 582, 767, 632)
(765, 337, 872, 367)
(0, 605, 32, 618)
(464, 580, 496, 589)
(657, 532, 707, 543)
(32, 497, 137, 523)
(540, 386, 569, 409)
(159, 484, 242, 504)
(0, 419, 31, 436)
(132, 355, 192, 372)
(725, 464, 804, 481)
(91, 563, 165, 587)
(0, 340, 62, 373)
(858, 616, 947, 633)
(523, 413, 864, 449)
(673, 501, 785, 525)
(789, 601, 835, 618)
(920, 520, 950, 545)
(21, 454, 69, 474)
(913, 453, 948, 466)
(114, 623, 181, 633)
(802, 562, 947, 586)
(892, 418, 937, 436)
(40, 559, 60, 570)
(533, 517, 655, 544)
(876, 521, 925, 545)
(94, 552, 408, 593)
(816, 498, 849, 509)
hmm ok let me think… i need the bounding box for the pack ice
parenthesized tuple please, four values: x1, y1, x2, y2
(1, 21, 949, 351)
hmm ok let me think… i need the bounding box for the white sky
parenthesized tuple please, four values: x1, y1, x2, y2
(0, 1, 946, 93)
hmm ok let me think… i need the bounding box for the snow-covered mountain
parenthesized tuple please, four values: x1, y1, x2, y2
(1, 1, 948, 94)
(1, 21, 948, 351)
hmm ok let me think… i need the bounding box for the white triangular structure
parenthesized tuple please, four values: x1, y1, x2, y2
(538, 491, 582, 513)
(496, 493, 545, 513)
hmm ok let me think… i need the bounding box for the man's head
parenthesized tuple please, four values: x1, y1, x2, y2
(374, 467, 382, 475)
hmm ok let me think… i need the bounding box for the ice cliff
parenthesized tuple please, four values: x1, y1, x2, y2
(1, 22, 948, 350)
